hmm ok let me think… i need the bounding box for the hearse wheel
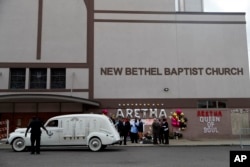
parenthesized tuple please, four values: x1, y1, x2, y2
(12, 138, 26, 152)
(88, 137, 102, 152)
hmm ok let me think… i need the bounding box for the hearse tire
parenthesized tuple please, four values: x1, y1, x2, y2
(12, 138, 26, 152)
(88, 137, 102, 152)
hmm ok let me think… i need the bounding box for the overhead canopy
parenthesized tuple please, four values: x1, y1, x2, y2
(0, 94, 100, 107)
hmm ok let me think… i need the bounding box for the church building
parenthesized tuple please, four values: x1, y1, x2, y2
(0, 0, 249, 140)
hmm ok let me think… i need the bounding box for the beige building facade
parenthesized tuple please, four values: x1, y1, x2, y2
(0, 0, 250, 140)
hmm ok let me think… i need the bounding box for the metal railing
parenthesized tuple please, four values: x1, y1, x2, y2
(0, 120, 9, 142)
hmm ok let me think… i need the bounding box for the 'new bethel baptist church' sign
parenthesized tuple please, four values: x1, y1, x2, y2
(101, 67, 244, 76)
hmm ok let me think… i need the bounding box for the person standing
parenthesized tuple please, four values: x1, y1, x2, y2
(25, 116, 48, 154)
(117, 117, 125, 145)
(130, 118, 139, 143)
(123, 118, 131, 145)
(152, 118, 161, 144)
(138, 119, 144, 143)
(158, 119, 163, 144)
(161, 118, 169, 144)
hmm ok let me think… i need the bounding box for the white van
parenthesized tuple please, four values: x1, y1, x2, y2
(7, 114, 120, 152)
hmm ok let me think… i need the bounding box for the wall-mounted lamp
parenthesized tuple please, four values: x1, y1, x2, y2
(164, 88, 169, 92)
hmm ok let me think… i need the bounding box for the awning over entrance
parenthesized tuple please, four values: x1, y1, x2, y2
(0, 94, 100, 107)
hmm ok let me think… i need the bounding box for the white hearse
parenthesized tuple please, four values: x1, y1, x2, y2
(7, 114, 120, 152)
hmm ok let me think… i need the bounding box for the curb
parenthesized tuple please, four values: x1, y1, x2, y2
(0, 142, 243, 150)
(1, 139, 246, 150)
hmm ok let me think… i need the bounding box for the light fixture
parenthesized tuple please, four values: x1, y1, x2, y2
(164, 88, 169, 92)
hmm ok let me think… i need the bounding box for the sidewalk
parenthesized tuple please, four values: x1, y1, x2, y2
(0, 138, 245, 149)
(118, 138, 242, 147)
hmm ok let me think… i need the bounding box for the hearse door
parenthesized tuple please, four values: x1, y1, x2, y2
(62, 117, 86, 144)
(41, 119, 61, 145)
(75, 118, 87, 144)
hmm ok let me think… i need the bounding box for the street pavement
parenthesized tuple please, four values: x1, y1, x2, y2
(116, 138, 248, 147)
(1, 138, 249, 167)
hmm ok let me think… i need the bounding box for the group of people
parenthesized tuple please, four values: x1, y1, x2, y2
(116, 117, 144, 145)
(152, 118, 169, 145)
(115, 117, 169, 145)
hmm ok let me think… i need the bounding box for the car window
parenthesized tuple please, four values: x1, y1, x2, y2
(46, 120, 58, 127)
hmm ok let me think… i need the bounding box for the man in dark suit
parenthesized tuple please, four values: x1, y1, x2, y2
(117, 117, 125, 145)
(123, 118, 131, 145)
(25, 116, 48, 154)
(161, 118, 169, 144)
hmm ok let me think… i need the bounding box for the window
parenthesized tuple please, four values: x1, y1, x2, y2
(198, 100, 227, 108)
(51, 68, 66, 89)
(197, 101, 207, 108)
(10, 68, 26, 89)
(46, 120, 58, 127)
(208, 101, 217, 108)
(30, 68, 47, 89)
(218, 101, 227, 108)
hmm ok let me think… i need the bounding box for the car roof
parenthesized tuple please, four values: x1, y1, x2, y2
(47, 114, 107, 121)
